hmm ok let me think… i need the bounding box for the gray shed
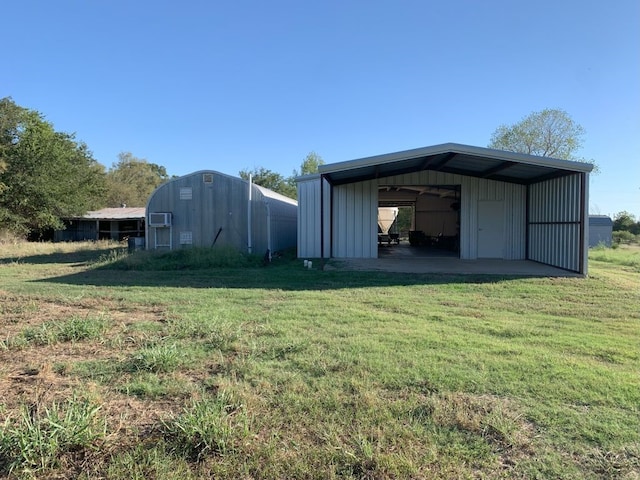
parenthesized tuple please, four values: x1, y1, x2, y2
(297, 143, 593, 275)
(146, 170, 297, 255)
(55, 207, 145, 242)
(588, 215, 613, 247)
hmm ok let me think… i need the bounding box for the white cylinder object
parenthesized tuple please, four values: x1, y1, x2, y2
(308, 261, 313, 269)
(303, 260, 308, 267)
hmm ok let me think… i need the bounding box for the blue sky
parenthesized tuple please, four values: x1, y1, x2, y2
(3, 0, 639, 218)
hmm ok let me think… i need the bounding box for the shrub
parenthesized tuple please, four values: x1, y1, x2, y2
(613, 230, 639, 245)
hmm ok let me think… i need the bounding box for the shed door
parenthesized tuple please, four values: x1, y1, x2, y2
(478, 201, 504, 258)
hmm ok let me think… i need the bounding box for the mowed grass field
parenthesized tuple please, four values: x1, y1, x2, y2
(0, 241, 638, 479)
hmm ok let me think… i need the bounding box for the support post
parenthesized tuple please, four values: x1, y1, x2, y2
(320, 174, 324, 270)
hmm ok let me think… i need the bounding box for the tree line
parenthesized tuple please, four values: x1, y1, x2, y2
(0, 97, 324, 238)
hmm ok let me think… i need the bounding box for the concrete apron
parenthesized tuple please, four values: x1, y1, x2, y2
(327, 257, 580, 277)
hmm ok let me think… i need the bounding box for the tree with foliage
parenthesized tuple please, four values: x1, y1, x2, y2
(284, 151, 326, 199)
(488, 109, 595, 169)
(104, 152, 170, 207)
(293, 151, 325, 177)
(240, 152, 324, 200)
(0, 97, 106, 237)
(613, 211, 640, 235)
(239, 167, 297, 198)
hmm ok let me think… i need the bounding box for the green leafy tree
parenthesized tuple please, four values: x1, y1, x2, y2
(489, 108, 596, 170)
(285, 151, 325, 200)
(239, 167, 296, 198)
(239, 152, 324, 200)
(105, 152, 170, 207)
(0, 97, 106, 236)
(613, 211, 640, 235)
(293, 151, 325, 177)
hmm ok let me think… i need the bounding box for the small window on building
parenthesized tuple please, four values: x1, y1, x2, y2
(180, 231, 193, 245)
(180, 187, 193, 200)
(203, 173, 214, 184)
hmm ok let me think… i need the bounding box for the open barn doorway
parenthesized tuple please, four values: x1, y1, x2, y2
(378, 185, 460, 257)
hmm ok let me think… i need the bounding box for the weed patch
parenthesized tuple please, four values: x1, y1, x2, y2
(162, 391, 248, 460)
(0, 393, 106, 476)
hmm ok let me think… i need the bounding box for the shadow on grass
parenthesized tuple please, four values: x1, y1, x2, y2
(32, 263, 530, 291)
(0, 248, 123, 266)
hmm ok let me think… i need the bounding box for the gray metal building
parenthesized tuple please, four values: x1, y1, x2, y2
(146, 170, 297, 255)
(588, 215, 613, 247)
(297, 143, 593, 275)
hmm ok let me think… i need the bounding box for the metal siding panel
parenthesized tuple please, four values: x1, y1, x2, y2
(461, 178, 479, 259)
(527, 174, 582, 271)
(143, 172, 299, 256)
(504, 183, 526, 259)
(331, 180, 377, 258)
(298, 177, 330, 258)
(264, 198, 297, 253)
(302, 179, 319, 258)
(333, 185, 346, 257)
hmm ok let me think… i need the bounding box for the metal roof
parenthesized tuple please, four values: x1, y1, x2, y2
(589, 215, 613, 226)
(318, 143, 593, 186)
(73, 207, 146, 220)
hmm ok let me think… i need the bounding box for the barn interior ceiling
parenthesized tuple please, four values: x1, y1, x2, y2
(378, 185, 460, 207)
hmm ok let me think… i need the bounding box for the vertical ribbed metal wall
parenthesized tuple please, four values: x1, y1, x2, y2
(331, 180, 377, 258)
(528, 174, 582, 272)
(297, 176, 332, 258)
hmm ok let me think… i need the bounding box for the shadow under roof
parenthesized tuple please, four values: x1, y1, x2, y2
(318, 143, 593, 186)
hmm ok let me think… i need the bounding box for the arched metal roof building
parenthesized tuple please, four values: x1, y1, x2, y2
(146, 170, 297, 256)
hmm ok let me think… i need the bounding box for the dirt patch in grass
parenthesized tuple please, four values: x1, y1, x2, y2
(0, 293, 187, 470)
(0, 291, 166, 337)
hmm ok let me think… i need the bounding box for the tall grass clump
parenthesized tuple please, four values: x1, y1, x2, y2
(95, 245, 263, 270)
(0, 394, 106, 476)
(11, 316, 108, 348)
(127, 343, 183, 373)
(57, 315, 109, 342)
(589, 245, 640, 271)
(162, 392, 248, 460)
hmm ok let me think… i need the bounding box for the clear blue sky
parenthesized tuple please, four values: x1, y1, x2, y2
(3, 0, 639, 218)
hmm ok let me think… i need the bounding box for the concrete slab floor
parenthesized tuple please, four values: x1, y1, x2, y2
(324, 243, 580, 277)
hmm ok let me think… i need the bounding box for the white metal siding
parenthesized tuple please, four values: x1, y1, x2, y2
(528, 174, 583, 272)
(332, 180, 377, 258)
(297, 176, 331, 258)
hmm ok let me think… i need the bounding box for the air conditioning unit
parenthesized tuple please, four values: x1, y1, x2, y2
(148, 212, 171, 227)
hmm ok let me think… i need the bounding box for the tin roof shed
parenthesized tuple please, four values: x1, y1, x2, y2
(298, 143, 593, 275)
(146, 170, 297, 255)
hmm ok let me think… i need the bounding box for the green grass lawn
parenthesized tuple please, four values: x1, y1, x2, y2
(0, 242, 638, 479)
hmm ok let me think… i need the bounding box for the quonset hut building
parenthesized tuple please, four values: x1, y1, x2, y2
(297, 143, 594, 275)
(146, 171, 297, 256)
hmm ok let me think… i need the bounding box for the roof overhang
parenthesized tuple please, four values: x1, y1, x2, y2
(68, 207, 146, 221)
(317, 143, 593, 186)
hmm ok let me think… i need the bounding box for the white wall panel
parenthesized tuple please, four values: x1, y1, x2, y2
(332, 180, 377, 258)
